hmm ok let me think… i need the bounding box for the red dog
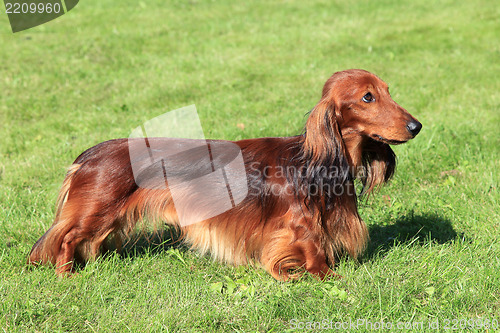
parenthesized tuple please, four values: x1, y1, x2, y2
(29, 69, 421, 280)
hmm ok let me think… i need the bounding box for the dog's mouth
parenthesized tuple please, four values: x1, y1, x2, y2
(370, 134, 408, 145)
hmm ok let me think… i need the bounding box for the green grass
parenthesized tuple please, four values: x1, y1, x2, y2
(0, 0, 499, 331)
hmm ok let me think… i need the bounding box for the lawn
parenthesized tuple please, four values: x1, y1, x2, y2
(0, 0, 499, 331)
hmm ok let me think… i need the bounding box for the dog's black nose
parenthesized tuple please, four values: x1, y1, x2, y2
(406, 120, 422, 137)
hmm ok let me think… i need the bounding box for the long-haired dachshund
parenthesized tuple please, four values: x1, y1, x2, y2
(28, 69, 421, 280)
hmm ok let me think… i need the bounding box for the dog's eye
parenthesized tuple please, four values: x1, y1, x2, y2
(362, 92, 375, 103)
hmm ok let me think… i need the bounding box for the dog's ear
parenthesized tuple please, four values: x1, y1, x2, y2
(301, 98, 352, 208)
(302, 98, 346, 164)
(360, 141, 396, 194)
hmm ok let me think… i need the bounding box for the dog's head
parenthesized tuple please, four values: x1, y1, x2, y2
(303, 69, 422, 193)
(322, 69, 422, 144)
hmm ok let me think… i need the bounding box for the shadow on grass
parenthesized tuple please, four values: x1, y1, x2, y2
(363, 211, 464, 261)
(101, 227, 188, 261)
(69, 228, 187, 271)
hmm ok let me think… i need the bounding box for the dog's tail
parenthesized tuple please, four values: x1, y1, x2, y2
(28, 164, 81, 266)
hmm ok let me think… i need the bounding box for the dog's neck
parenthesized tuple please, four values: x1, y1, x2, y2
(341, 129, 366, 171)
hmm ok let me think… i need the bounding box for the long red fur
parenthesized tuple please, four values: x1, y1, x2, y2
(28, 69, 421, 280)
